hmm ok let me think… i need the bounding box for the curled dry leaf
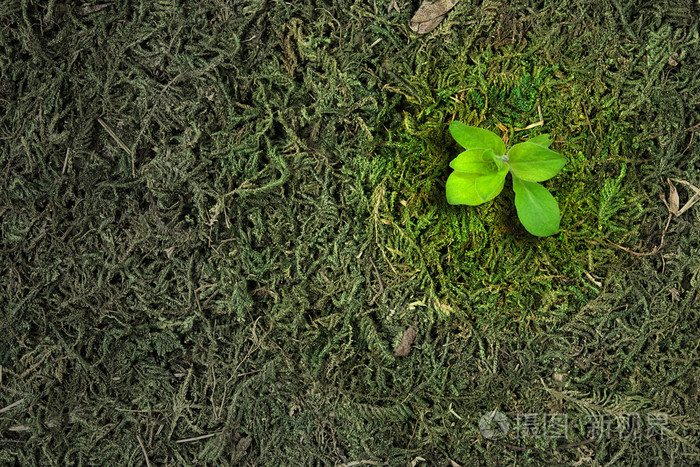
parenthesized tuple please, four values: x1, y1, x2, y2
(77, 3, 113, 15)
(668, 52, 679, 66)
(667, 179, 680, 215)
(669, 288, 681, 301)
(664, 178, 700, 217)
(393, 325, 417, 357)
(409, 0, 460, 34)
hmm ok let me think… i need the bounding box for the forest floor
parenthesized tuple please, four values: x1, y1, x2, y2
(1, 0, 699, 465)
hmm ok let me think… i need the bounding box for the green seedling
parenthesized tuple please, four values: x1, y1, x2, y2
(446, 121, 566, 237)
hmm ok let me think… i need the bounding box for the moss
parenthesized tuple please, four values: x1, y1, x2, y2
(0, 0, 698, 465)
(370, 43, 644, 327)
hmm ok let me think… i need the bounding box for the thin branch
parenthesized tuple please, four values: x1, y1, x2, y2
(136, 432, 152, 467)
(175, 432, 221, 443)
(368, 255, 384, 294)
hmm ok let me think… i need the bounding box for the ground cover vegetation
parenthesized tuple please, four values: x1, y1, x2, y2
(445, 122, 567, 236)
(1, 0, 698, 464)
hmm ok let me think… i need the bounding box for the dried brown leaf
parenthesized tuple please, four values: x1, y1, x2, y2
(667, 179, 680, 215)
(672, 178, 700, 216)
(409, 0, 460, 34)
(664, 178, 700, 217)
(387, 0, 401, 14)
(669, 288, 681, 301)
(76, 3, 113, 15)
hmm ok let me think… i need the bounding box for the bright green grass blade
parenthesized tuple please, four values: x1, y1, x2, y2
(512, 176, 560, 236)
(449, 121, 506, 156)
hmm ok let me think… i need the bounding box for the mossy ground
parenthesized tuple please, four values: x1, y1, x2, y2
(1, 0, 698, 465)
(369, 52, 643, 328)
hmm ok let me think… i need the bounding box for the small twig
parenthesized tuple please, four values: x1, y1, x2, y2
(0, 399, 24, 414)
(572, 212, 592, 228)
(61, 147, 70, 174)
(97, 117, 135, 177)
(97, 118, 132, 156)
(605, 239, 658, 257)
(581, 102, 597, 140)
(514, 104, 544, 131)
(194, 283, 218, 293)
(136, 432, 152, 467)
(513, 120, 543, 131)
(175, 432, 221, 443)
(368, 256, 384, 294)
(584, 272, 602, 287)
(217, 373, 236, 419)
(9, 425, 30, 432)
(495, 120, 509, 146)
(682, 126, 695, 154)
(606, 213, 672, 256)
(194, 288, 203, 316)
(556, 438, 596, 450)
(406, 418, 419, 450)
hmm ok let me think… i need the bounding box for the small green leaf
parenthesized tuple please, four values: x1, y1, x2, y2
(512, 176, 560, 236)
(526, 133, 553, 148)
(475, 166, 508, 201)
(449, 122, 506, 156)
(446, 171, 487, 206)
(450, 148, 498, 174)
(508, 141, 566, 182)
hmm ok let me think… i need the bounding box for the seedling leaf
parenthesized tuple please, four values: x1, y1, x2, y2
(446, 123, 567, 236)
(526, 133, 553, 148)
(512, 176, 560, 236)
(449, 148, 498, 174)
(508, 141, 566, 182)
(446, 171, 487, 206)
(475, 166, 508, 201)
(449, 122, 506, 156)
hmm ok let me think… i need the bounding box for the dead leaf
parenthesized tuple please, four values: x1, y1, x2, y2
(664, 178, 700, 216)
(667, 179, 680, 215)
(668, 52, 679, 66)
(387, 0, 401, 14)
(409, 0, 460, 34)
(669, 288, 681, 301)
(236, 435, 252, 452)
(76, 3, 113, 15)
(393, 325, 417, 357)
(672, 178, 700, 216)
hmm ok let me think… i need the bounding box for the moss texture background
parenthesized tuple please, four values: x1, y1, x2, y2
(1, 0, 698, 465)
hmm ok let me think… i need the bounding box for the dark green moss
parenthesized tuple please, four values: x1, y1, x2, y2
(0, 0, 698, 465)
